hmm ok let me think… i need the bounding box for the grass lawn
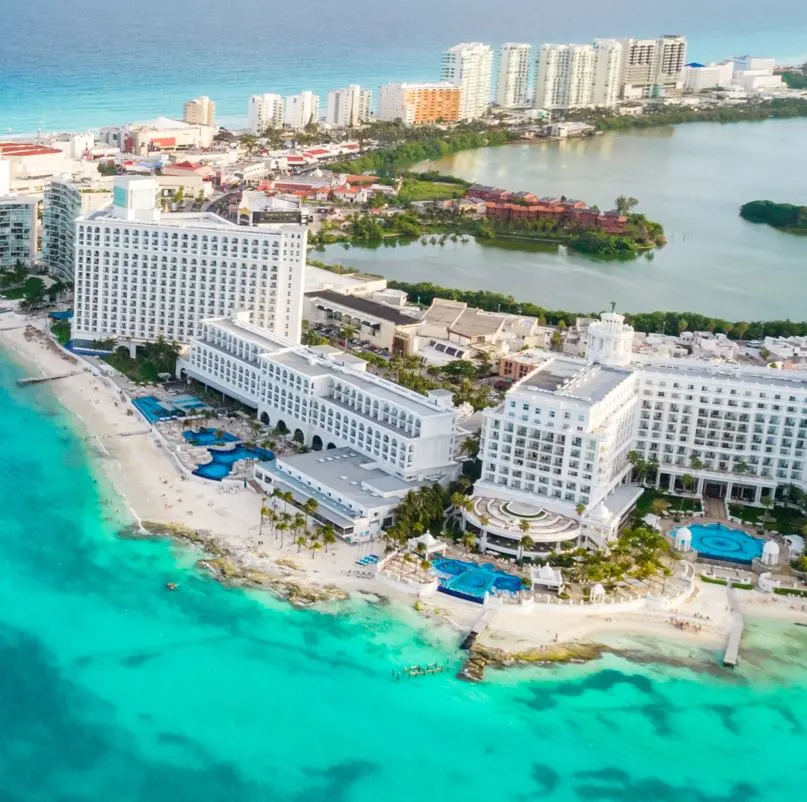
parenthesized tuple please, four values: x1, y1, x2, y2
(729, 502, 807, 535)
(50, 320, 71, 346)
(635, 488, 703, 517)
(102, 352, 163, 384)
(398, 178, 465, 202)
(0, 286, 25, 299)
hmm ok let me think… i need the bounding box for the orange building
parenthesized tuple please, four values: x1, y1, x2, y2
(378, 82, 461, 125)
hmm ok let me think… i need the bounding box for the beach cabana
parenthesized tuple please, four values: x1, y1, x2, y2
(530, 563, 564, 593)
(761, 540, 780, 567)
(674, 527, 692, 552)
(590, 583, 605, 603)
(408, 532, 446, 557)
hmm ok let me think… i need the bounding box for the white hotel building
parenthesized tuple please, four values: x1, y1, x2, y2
(176, 315, 464, 540)
(72, 177, 307, 346)
(464, 312, 807, 558)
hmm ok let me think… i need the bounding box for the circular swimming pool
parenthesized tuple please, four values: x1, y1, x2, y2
(679, 523, 764, 564)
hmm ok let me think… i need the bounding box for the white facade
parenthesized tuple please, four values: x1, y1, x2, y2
(440, 42, 494, 119)
(43, 178, 113, 280)
(621, 35, 687, 98)
(247, 94, 284, 135)
(326, 85, 372, 128)
(183, 96, 216, 127)
(683, 61, 735, 93)
(592, 39, 625, 107)
(284, 91, 321, 130)
(0, 195, 37, 269)
(177, 316, 463, 482)
(72, 177, 307, 345)
(496, 43, 532, 108)
(534, 44, 595, 110)
(585, 312, 634, 367)
(99, 118, 215, 155)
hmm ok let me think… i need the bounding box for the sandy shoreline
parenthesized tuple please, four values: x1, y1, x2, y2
(3, 310, 806, 676)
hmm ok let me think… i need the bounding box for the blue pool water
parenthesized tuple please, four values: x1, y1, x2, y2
(194, 445, 274, 481)
(684, 523, 765, 564)
(132, 396, 174, 425)
(432, 557, 524, 604)
(183, 428, 239, 447)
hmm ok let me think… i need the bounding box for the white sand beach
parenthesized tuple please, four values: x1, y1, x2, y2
(3, 309, 807, 666)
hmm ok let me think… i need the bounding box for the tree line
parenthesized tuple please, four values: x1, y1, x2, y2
(740, 200, 807, 232)
(386, 279, 807, 340)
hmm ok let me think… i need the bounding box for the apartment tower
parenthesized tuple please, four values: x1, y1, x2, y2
(496, 43, 533, 108)
(534, 44, 596, 110)
(440, 42, 494, 119)
(247, 94, 284, 135)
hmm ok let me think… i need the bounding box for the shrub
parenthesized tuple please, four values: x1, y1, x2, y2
(774, 586, 807, 597)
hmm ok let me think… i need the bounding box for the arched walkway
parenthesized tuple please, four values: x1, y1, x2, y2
(293, 428, 305, 444)
(326, 442, 337, 450)
(260, 411, 270, 425)
(275, 420, 288, 435)
(312, 435, 323, 451)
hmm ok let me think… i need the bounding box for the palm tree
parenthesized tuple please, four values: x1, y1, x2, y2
(575, 503, 586, 523)
(518, 531, 535, 561)
(733, 461, 749, 475)
(311, 540, 323, 559)
(259, 501, 271, 538)
(461, 530, 476, 552)
(649, 498, 670, 517)
(295, 535, 307, 553)
(320, 523, 337, 553)
(760, 495, 775, 530)
(302, 498, 319, 530)
(689, 454, 704, 471)
(478, 513, 490, 552)
(276, 519, 289, 548)
(680, 473, 696, 493)
(292, 513, 307, 541)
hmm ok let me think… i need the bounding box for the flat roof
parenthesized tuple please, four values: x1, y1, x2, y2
(306, 289, 418, 326)
(641, 360, 807, 391)
(304, 265, 381, 293)
(520, 357, 632, 404)
(203, 317, 292, 354)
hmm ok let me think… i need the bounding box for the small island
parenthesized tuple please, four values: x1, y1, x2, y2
(739, 200, 807, 234)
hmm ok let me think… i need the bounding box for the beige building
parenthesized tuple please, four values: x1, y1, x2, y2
(377, 82, 461, 125)
(183, 96, 216, 127)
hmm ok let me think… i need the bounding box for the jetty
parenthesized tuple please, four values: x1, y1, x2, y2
(393, 662, 448, 680)
(17, 370, 80, 386)
(723, 586, 745, 667)
(460, 609, 496, 650)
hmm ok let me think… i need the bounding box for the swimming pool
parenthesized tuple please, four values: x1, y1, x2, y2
(682, 523, 764, 565)
(432, 557, 524, 604)
(183, 428, 239, 447)
(132, 396, 175, 425)
(193, 445, 274, 481)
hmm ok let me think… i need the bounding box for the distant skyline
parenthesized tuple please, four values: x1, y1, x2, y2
(1, 0, 806, 132)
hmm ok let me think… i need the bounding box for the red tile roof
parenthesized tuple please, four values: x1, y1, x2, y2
(0, 142, 63, 157)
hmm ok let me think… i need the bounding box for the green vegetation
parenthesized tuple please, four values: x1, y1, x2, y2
(396, 177, 467, 203)
(578, 98, 807, 131)
(782, 71, 807, 90)
(103, 337, 180, 384)
(544, 525, 672, 588)
(50, 320, 71, 345)
(728, 502, 807, 535)
(381, 278, 807, 341)
(383, 484, 451, 546)
(774, 586, 807, 598)
(329, 126, 517, 176)
(634, 488, 702, 518)
(700, 576, 754, 590)
(740, 200, 807, 233)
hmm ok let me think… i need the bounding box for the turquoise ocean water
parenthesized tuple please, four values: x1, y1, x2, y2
(1, 1, 807, 132)
(2, 352, 807, 799)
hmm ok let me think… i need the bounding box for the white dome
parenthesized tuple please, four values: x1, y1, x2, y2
(675, 527, 692, 543)
(763, 540, 780, 558)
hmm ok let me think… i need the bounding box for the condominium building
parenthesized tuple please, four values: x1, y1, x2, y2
(592, 39, 625, 107)
(462, 310, 807, 557)
(0, 194, 37, 269)
(377, 82, 461, 125)
(326, 85, 372, 128)
(247, 93, 284, 135)
(621, 34, 687, 98)
(283, 91, 320, 131)
(496, 43, 532, 108)
(534, 44, 596, 110)
(72, 177, 307, 346)
(183, 96, 216, 127)
(42, 178, 113, 281)
(440, 42, 494, 119)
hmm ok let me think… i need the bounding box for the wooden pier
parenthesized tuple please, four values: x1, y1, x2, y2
(393, 662, 448, 680)
(460, 609, 496, 650)
(723, 586, 745, 667)
(17, 370, 80, 386)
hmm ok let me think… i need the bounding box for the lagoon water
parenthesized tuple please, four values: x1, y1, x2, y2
(325, 119, 807, 321)
(2, 351, 807, 799)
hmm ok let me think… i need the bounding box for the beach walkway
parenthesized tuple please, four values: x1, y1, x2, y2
(723, 586, 745, 667)
(17, 370, 81, 386)
(460, 609, 496, 650)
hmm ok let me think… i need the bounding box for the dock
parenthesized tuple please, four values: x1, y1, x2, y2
(393, 662, 448, 680)
(17, 370, 80, 386)
(460, 609, 496, 650)
(723, 586, 745, 667)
